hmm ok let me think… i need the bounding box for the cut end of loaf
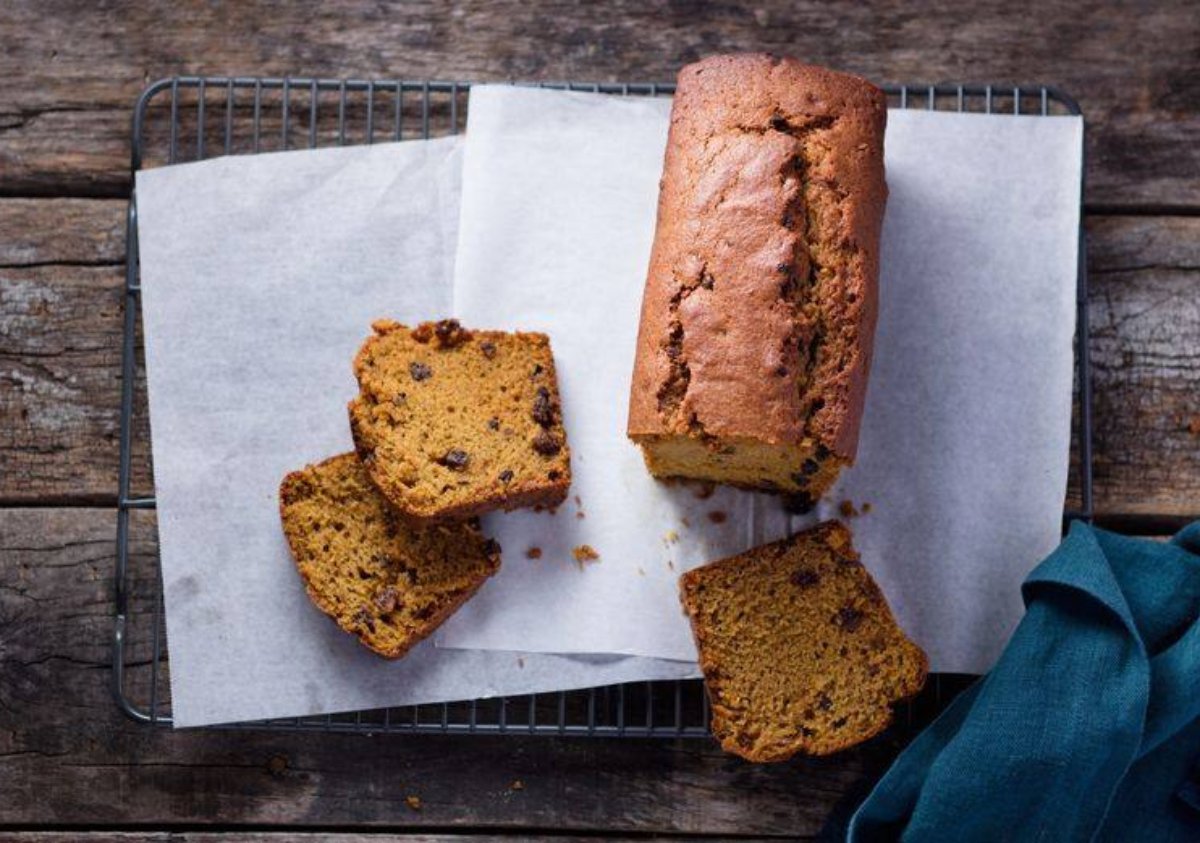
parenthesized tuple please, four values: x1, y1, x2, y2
(632, 433, 846, 498)
(680, 521, 927, 762)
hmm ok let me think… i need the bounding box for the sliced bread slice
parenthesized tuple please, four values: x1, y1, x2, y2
(279, 452, 501, 658)
(349, 318, 572, 523)
(679, 520, 927, 761)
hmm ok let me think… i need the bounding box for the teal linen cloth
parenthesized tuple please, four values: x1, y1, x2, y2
(848, 521, 1200, 842)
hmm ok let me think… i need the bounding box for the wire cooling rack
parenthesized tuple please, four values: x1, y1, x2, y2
(114, 77, 1090, 732)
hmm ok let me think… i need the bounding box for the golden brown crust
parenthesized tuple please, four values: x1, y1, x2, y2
(279, 453, 502, 659)
(680, 521, 927, 762)
(629, 54, 887, 466)
(350, 319, 572, 523)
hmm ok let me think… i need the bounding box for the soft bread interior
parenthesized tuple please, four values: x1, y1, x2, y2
(632, 433, 845, 499)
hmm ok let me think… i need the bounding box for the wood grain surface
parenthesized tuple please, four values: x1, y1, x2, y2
(0, 508, 974, 837)
(1, 0, 1197, 836)
(0, 836, 756, 843)
(0, 836, 765, 843)
(2, 0, 1199, 206)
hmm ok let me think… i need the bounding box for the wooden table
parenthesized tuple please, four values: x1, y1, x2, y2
(1, 2, 1197, 839)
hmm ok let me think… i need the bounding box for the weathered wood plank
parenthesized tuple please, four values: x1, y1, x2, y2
(0, 263, 152, 503)
(0, 839, 434, 843)
(0, 199, 126, 265)
(0, 507, 937, 835)
(2, 200, 1196, 522)
(0, 835, 756, 843)
(0, 835, 749, 843)
(1080, 216, 1200, 518)
(0, 0, 1198, 206)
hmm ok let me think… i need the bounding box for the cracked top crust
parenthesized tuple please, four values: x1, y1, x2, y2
(627, 54, 887, 459)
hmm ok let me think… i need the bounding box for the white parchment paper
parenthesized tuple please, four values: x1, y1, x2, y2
(137, 138, 695, 729)
(444, 86, 1083, 673)
(138, 86, 1082, 726)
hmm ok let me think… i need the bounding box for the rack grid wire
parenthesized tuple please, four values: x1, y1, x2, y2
(114, 77, 1090, 733)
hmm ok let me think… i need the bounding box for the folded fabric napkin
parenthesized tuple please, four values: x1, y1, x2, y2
(849, 521, 1200, 842)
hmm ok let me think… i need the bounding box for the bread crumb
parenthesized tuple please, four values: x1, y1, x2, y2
(707, 510, 727, 524)
(572, 544, 600, 566)
(525, 546, 543, 560)
(405, 795, 422, 811)
(637, 566, 646, 576)
(510, 779, 525, 791)
(574, 495, 582, 506)
(668, 560, 676, 571)
(664, 529, 679, 545)
(681, 517, 692, 528)
(693, 482, 716, 500)
(1190, 416, 1200, 437)
(861, 502, 872, 514)
(576, 511, 585, 519)
(839, 500, 860, 518)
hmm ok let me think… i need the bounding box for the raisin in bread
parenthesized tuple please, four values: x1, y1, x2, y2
(279, 453, 501, 658)
(680, 521, 926, 761)
(628, 55, 887, 504)
(349, 319, 571, 523)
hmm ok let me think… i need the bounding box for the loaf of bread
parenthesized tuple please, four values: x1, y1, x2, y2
(349, 319, 571, 524)
(279, 453, 502, 658)
(679, 521, 926, 762)
(628, 55, 887, 503)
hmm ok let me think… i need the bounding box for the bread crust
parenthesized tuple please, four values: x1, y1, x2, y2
(628, 54, 887, 461)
